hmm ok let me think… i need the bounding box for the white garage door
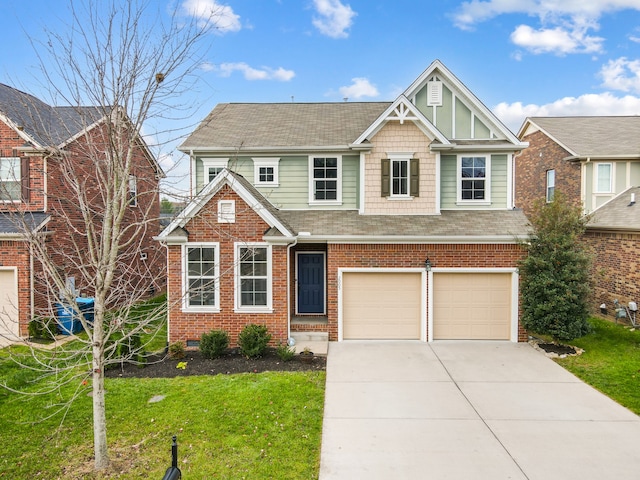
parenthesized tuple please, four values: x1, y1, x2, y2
(0, 269, 20, 342)
(342, 272, 421, 340)
(433, 272, 511, 340)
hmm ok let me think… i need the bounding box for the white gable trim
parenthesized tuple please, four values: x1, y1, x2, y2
(0, 112, 44, 149)
(157, 168, 294, 240)
(353, 95, 449, 146)
(404, 60, 524, 147)
(517, 118, 579, 157)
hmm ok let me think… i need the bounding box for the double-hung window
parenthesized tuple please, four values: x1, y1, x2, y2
(309, 156, 341, 204)
(546, 169, 555, 202)
(459, 155, 489, 203)
(235, 243, 272, 312)
(392, 160, 409, 196)
(595, 163, 612, 193)
(381, 155, 419, 198)
(184, 244, 219, 310)
(0, 157, 21, 201)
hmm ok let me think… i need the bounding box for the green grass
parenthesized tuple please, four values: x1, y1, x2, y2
(0, 367, 325, 479)
(555, 317, 640, 415)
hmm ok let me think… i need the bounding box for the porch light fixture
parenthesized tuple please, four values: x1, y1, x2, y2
(424, 257, 432, 271)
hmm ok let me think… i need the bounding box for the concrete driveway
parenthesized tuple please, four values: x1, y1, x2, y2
(319, 341, 640, 480)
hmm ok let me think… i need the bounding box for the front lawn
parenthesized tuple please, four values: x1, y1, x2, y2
(555, 317, 640, 415)
(0, 353, 325, 479)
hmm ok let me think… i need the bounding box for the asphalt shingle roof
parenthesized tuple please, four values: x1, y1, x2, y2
(529, 116, 640, 158)
(0, 83, 104, 147)
(179, 102, 392, 150)
(588, 186, 640, 231)
(0, 212, 49, 235)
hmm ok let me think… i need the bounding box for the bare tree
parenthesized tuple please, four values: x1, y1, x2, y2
(0, 0, 220, 471)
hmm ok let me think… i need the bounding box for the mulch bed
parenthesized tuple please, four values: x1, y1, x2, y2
(104, 348, 326, 378)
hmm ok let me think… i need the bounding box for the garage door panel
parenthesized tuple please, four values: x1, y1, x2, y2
(434, 272, 511, 340)
(343, 272, 421, 340)
(0, 270, 19, 340)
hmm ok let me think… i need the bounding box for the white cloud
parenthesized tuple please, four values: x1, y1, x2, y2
(338, 78, 379, 99)
(452, 0, 640, 55)
(493, 92, 640, 132)
(510, 24, 604, 55)
(181, 0, 241, 34)
(215, 62, 295, 81)
(312, 0, 357, 39)
(600, 57, 640, 93)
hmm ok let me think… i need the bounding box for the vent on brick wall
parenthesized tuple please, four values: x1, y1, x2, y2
(186, 340, 200, 348)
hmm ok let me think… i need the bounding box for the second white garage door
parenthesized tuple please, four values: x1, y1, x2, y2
(0, 269, 19, 342)
(433, 272, 512, 340)
(342, 272, 422, 340)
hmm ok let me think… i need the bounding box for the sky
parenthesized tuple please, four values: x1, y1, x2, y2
(2, 0, 640, 194)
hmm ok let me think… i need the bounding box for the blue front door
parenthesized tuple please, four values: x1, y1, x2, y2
(297, 253, 325, 314)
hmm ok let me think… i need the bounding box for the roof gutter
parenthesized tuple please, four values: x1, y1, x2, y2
(293, 234, 530, 244)
(179, 145, 355, 155)
(429, 143, 529, 152)
(565, 154, 640, 162)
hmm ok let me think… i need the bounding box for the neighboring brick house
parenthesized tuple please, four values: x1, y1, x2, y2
(516, 116, 640, 318)
(158, 60, 531, 348)
(0, 83, 164, 340)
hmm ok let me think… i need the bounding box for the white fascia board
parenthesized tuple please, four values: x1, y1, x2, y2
(297, 235, 528, 244)
(430, 143, 528, 152)
(179, 145, 353, 154)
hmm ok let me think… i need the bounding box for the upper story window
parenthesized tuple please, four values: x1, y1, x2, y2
(546, 169, 555, 202)
(235, 243, 272, 312)
(184, 243, 220, 310)
(458, 155, 490, 204)
(128, 175, 137, 206)
(381, 155, 419, 198)
(309, 156, 342, 205)
(595, 163, 612, 193)
(253, 158, 280, 187)
(0, 157, 21, 202)
(202, 158, 229, 184)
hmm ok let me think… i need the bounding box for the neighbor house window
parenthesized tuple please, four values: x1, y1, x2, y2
(309, 156, 341, 204)
(128, 175, 137, 206)
(381, 155, 419, 198)
(235, 243, 272, 312)
(253, 158, 280, 186)
(546, 169, 555, 202)
(184, 244, 219, 310)
(0, 157, 21, 201)
(459, 155, 489, 202)
(595, 163, 612, 193)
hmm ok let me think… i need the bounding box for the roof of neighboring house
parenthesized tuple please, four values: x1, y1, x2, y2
(179, 102, 392, 151)
(0, 212, 50, 235)
(520, 116, 640, 158)
(587, 186, 640, 231)
(272, 209, 531, 241)
(0, 83, 104, 147)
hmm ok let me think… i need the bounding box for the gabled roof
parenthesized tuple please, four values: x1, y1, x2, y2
(587, 186, 640, 232)
(0, 83, 104, 148)
(518, 116, 640, 159)
(179, 102, 390, 152)
(352, 95, 449, 146)
(157, 169, 295, 242)
(404, 59, 524, 146)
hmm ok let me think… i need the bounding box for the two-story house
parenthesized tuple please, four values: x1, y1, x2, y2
(158, 60, 531, 347)
(0, 83, 164, 341)
(516, 116, 640, 319)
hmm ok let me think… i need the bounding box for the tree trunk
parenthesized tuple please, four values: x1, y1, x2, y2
(92, 336, 109, 470)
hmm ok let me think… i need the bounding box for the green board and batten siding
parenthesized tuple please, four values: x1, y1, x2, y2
(440, 154, 509, 209)
(195, 155, 360, 210)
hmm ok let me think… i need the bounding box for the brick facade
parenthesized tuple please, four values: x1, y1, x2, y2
(515, 130, 582, 217)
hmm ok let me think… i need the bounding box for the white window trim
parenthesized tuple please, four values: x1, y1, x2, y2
(308, 155, 342, 206)
(546, 169, 555, 203)
(594, 162, 613, 194)
(234, 242, 273, 313)
(388, 153, 412, 199)
(253, 158, 280, 186)
(0, 156, 21, 203)
(217, 199, 236, 223)
(456, 154, 491, 205)
(202, 158, 229, 184)
(182, 243, 220, 313)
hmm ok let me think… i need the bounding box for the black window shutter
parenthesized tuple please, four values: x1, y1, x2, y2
(409, 159, 419, 197)
(381, 159, 390, 197)
(21, 157, 30, 203)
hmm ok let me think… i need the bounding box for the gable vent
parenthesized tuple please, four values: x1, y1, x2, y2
(427, 81, 442, 106)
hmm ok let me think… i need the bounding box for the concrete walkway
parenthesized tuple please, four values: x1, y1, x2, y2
(319, 341, 640, 480)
